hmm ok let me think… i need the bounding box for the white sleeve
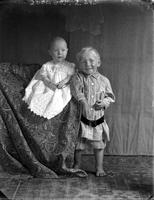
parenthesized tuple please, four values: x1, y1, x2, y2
(23, 64, 49, 102)
(38, 64, 48, 80)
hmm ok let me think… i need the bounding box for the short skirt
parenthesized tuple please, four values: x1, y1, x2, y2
(76, 137, 106, 150)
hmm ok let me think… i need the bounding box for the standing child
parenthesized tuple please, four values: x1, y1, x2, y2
(23, 37, 75, 119)
(71, 47, 115, 177)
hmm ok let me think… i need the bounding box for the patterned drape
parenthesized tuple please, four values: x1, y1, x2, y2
(0, 63, 87, 177)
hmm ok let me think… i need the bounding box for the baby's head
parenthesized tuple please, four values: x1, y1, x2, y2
(48, 37, 68, 63)
(76, 47, 101, 75)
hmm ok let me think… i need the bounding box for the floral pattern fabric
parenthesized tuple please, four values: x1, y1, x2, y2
(0, 63, 81, 178)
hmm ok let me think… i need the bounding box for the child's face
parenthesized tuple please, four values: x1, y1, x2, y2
(80, 51, 99, 75)
(49, 40, 68, 63)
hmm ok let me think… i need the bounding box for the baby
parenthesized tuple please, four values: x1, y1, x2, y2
(23, 37, 75, 119)
(71, 47, 115, 176)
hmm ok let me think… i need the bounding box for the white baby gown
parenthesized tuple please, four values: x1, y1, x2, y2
(23, 61, 75, 119)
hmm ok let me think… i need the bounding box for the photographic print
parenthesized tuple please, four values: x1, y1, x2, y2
(0, 0, 153, 199)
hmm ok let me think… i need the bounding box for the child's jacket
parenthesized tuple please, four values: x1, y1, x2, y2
(71, 71, 115, 141)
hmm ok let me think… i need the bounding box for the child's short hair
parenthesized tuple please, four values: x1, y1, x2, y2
(76, 47, 101, 67)
(49, 36, 67, 50)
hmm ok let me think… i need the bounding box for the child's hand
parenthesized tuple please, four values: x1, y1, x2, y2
(93, 98, 110, 110)
(57, 80, 68, 89)
(48, 82, 57, 91)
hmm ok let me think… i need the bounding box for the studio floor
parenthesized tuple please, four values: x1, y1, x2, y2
(0, 156, 153, 200)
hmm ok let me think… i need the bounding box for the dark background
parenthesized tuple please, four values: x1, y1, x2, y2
(0, 3, 153, 155)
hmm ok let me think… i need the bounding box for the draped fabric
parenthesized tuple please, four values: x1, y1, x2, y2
(0, 63, 86, 177)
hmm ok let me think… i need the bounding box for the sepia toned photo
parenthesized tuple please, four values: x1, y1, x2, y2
(0, 0, 153, 199)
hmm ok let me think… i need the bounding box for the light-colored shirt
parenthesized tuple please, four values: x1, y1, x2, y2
(39, 61, 75, 86)
(71, 71, 115, 141)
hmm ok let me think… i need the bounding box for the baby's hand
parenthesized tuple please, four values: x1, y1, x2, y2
(93, 98, 110, 110)
(48, 82, 57, 91)
(57, 80, 67, 89)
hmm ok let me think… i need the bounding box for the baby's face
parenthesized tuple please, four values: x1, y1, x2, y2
(79, 51, 98, 75)
(49, 40, 68, 63)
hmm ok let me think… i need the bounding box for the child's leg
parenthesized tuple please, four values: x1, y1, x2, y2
(94, 149, 106, 176)
(73, 150, 82, 169)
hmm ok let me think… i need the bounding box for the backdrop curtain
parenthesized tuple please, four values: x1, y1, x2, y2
(0, 63, 87, 177)
(0, 3, 153, 155)
(67, 4, 153, 155)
